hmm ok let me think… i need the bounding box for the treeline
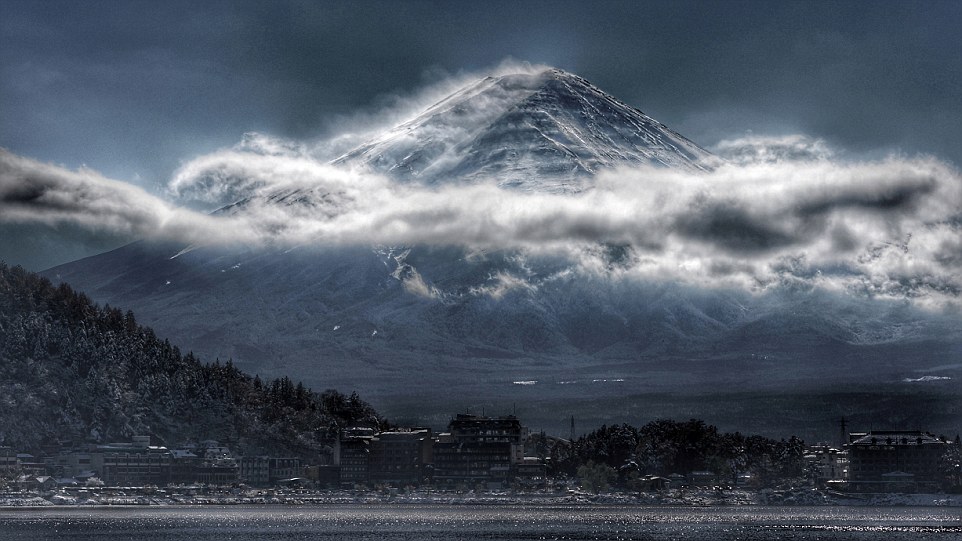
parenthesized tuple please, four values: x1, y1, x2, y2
(0, 262, 380, 456)
(531, 419, 806, 490)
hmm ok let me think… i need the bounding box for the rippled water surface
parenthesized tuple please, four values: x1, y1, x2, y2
(2, 505, 961, 540)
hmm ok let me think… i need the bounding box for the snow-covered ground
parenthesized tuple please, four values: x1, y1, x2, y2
(3, 488, 959, 507)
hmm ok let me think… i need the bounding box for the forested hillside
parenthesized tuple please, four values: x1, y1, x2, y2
(0, 262, 379, 455)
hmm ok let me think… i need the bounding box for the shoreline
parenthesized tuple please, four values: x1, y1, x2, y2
(1, 488, 959, 508)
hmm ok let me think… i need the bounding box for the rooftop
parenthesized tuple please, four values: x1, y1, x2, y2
(849, 431, 948, 446)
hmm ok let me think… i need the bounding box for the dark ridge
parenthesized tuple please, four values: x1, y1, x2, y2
(0, 261, 381, 456)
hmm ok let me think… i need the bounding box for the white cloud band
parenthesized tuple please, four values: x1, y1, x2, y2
(3, 134, 960, 309)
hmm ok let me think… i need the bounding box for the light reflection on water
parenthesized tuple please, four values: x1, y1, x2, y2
(1, 505, 960, 540)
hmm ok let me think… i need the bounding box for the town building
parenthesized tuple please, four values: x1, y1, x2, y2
(15, 453, 47, 476)
(45, 449, 96, 479)
(238, 456, 301, 486)
(93, 436, 173, 486)
(432, 414, 528, 488)
(335, 427, 375, 487)
(804, 444, 849, 487)
(268, 457, 302, 484)
(239, 456, 271, 486)
(169, 449, 202, 484)
(303, 464, 341, 487)
(846, 430, 953, 492)
(193, 460, 239, 485)
(0, 447, 19, 473)
(513, 456, 548, 488)
(369, 428, 433, 486)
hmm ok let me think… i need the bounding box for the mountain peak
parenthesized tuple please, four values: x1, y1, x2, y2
(334, 67, 712, 192)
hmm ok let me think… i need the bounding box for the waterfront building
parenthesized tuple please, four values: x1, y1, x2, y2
(433, 414, 527, 488)
(268, 457, 302, 483)
(846, 430, 952, 491)
(804, 444, 849, 486)
(169, 449, 202, 484)
(94, 436, 172, 486)
(335, 427, 375, 487)
(239, 456, 271, 486)
(369, 429, 433, 486)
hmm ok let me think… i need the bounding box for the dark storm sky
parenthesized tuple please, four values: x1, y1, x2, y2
(1, 0, 961, 269)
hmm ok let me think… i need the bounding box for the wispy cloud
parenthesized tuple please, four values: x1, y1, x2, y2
(311, 58, 553, 161)
(712, 134, 837, 164)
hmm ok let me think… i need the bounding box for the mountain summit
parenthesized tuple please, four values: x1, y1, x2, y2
(334, 68, 712, 192)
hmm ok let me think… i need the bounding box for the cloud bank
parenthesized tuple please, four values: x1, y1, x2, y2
(3, 132, 960, 309)
(0, 148, 252, 245)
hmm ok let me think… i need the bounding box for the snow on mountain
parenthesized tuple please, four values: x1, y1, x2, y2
(333, 68, 712, 192)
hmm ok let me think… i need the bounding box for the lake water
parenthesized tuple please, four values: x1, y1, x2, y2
(1, 505, 961, 540)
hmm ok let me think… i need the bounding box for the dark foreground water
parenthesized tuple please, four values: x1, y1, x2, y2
(2, 505, 961, 540)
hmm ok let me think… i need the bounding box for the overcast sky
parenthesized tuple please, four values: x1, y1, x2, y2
(2, 0, 961, 270)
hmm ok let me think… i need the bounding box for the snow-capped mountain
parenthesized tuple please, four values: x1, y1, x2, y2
(334, 68, 712, 192)
(43, 68, 962, 437)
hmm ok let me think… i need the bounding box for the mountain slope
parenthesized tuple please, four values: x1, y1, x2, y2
(334, 68, 712, 192)
(0, 262, 379, 454)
